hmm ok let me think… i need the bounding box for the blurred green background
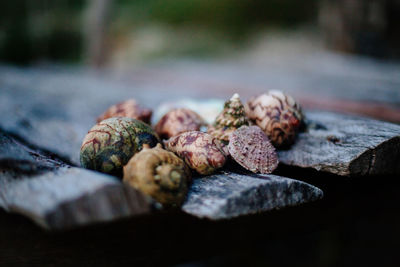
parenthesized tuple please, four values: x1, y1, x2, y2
(1, 0, 399, 66)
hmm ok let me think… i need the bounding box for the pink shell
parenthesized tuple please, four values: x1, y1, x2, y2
(155, 108, 205, 140)
(164, 131, 226, 175)
(97, 99, 152, 124)
(245, 90, 303, 147)
(228, 126, 278, 174)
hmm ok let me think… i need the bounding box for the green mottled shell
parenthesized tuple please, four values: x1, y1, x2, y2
(80, 117, 160, 177)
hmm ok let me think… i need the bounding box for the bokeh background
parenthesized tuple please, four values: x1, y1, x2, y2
(1, 1, 400, 267)
(2, 0, 400, 67)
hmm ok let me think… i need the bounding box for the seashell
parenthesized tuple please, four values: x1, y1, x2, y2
(164, 131, 226, 175)
(245, 90, 304, 147)
(153, 99, 224, 125)
(228, 126, 278, 174)
(208, 93, 250, 144)
(155, 108, 205, 140)
(80, 117, 160, 177)
(123, 144, 191, 206)
(97, 99, 152, 124)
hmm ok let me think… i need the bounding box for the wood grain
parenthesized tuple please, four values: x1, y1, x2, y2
(278, 112, 400, 176)
(0, 132, 153, 229)
(0, 132, 322, 229)
(183, 171, 323, 220)
(0, 64, 399, 177)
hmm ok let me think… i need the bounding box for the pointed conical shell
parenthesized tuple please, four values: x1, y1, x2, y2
(208, 93, 249, 143)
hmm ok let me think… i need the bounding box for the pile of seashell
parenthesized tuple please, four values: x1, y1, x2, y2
(80, 91, 304, 206)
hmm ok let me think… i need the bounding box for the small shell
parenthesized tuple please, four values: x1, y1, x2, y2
(245, 90, 304, 147)
(97, 99, 152, 124)
(80, 117, 160, 177)
(164, 131, 226, 175)
(153, 99, 224, 125)
(123, 144, 191, 206)
(228, 126, 278, 174)
(155, 108, 205, 140)
(208, 93, 250, 144)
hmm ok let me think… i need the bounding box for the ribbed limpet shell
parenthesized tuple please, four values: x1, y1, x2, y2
(228, 126, 278, 174)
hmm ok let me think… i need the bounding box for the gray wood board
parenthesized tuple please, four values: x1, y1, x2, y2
(0, 133, 153, 230)
(183, 172, 322, 220)
(0, 132, 322, 229)
(278, 112, 400, 176)
(0, 65, 399, 176)
(0, 168, 152, 230)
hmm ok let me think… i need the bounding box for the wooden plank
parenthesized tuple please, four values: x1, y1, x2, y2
(183, 172, 323, 220)
(0, 133, 153, 230)
(0, 65, 399, 178)
(0, 168, 152, 230)
(0, 65, 183, 165)
(278, 112, 400, 177)
(0, 132, 322, 229)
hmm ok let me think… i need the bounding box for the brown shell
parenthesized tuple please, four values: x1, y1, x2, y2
(228, 126, 278, 174)
(155, 108, 205, 140)
(97, 99, 152, 124)
(123, 144, 191, 206)
(245, 90, 303, 148)
(164, 131, 226, 175)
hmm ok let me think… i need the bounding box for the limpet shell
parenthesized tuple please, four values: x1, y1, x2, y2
(228, 125, 278, 174)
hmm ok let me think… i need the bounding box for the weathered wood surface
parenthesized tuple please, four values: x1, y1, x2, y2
(278, 112, 400, 177)
(0, 168, 152, 230)
(183, 172, 322, 220)
(0, 65, 399, 177)
(0, 132, 323, 229)
(0, 133, 153, 230)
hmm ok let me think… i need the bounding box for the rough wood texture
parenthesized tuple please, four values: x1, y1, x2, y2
(0, 168, 152, 230)
(0, 132, 65, 173)
(1, 66, 399, 177)
(183, 172, 323, 220)
(0, 133, 153, 230)
(278, 112, 400, 177)
(0, 132, 322, 229)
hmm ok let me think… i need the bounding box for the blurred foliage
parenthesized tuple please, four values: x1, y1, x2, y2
(0, 0, 84, 64)
(0, 0, 317, 65)
(115, 0, 317, 35)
